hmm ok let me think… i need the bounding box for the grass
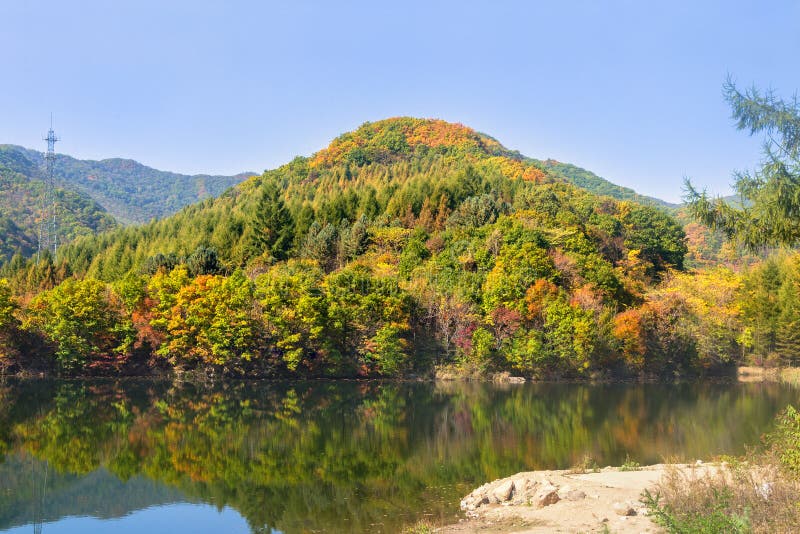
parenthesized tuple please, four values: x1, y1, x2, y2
(569, 453, 600, 474)
(403, 519, 437, 533)
(781, 367, 800, 386)
(643, 405, 800, 533)
(620, 454, 641, 471)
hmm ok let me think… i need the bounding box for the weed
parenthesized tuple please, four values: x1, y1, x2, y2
(569, 454, 600, 474)
(620, 454, 641, 471)
(403, 519, 437, 534)
(643, 487, 750, 533)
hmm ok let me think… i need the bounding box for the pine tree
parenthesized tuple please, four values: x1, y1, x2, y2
(686, 79, 800, 249)
(246, 182, 295, 261)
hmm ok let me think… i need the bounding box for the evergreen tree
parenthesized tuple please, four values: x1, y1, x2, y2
(246, 182, 295, 260)
(686, 79, 800, 249)
(186, 246, 223, 276)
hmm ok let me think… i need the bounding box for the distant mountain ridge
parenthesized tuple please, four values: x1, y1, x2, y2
(0, 159, 117, 261)
(537, 159, 679, 210)
(0, 144, 254, 225)
(0, 119, 686, 266)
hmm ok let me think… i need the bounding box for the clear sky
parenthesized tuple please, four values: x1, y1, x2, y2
(2, 1, 798, 203)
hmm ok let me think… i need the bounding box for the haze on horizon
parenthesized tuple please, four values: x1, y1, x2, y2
(2, 0, 799, 203)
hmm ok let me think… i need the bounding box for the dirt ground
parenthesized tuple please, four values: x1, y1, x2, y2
(438, 463, 721, 533)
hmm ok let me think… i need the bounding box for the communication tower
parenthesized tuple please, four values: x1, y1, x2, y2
(37, 116, 59, 262)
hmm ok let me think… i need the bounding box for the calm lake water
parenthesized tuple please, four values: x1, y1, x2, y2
(0, 379, 798, 533)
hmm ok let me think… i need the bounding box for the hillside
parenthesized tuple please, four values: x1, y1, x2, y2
(0, 117, 724, 381)
(58, 117, 686, 281)
(538, 160, 678, 210)
(0, 162, 117, 261)
(0, 145, 253, 225)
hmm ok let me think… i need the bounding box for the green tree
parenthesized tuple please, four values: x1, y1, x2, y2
(186, 245, 223, 276)
(301, 222, 338, 271)
(255, 260, 330, 372)
(622, 204, 687, 273)
(0, 278, 20, 370)
(24, 278, 134, 372)
(153, 269, 257, 371)
(483, 241, 556, 313)
(246, 181, 295, 260)
(686, 79, 800, 249)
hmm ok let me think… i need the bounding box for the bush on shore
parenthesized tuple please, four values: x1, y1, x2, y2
(644, 405, 800, 533)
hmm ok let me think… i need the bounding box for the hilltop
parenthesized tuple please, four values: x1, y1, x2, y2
(55, 117, 686, 280)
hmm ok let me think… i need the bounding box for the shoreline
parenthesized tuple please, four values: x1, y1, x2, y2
(3, 365, 798, 385)
(438, 463, 724, 533)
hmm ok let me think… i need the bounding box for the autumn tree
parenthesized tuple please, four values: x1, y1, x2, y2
(151, 269, 258, 373)
(0, 278, 21, 371)
(256, 260, 331, 372)
(24, 278, 135, 372)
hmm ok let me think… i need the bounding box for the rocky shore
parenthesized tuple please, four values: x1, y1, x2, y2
(441, 463, 721, 533)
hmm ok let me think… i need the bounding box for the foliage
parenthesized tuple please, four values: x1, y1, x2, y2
(148, 267, 258, 372)
(685, 80, 800, 249)
(256, 260, 329, 372)
(185, 245, 223, 276)
(620, 454, 641, 471)
(23, 278, 134, 372)
(0, 278, 21, 370)
(643, 487, 751, 534)
(0, 144, 251, 225)
(542, 159, 676, 209)
(738, 253, 800, 365)
(643, 403, 800, 534)
(764, 405, 800, 476)
(0, 117, 701, 378)
(244, 180, 294, 261)
(0, 278, 13, 329)
(651, 268, 742, 368)
(0, 161, 117, 261)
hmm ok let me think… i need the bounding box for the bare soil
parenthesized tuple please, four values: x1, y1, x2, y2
(439, 463, 723, 533)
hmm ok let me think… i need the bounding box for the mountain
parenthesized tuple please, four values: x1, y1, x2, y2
(0, 144, 254, 225)
(0, 160, 117, 261)
(59, 117, 686, 283)
(4, 117, 705, 379)
(538, 159, 678, 209)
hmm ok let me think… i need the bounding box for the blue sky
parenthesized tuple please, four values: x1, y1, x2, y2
(2, 1, 798, 202)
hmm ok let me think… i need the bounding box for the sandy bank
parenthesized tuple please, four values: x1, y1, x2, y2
(738, 366, 800, 385)
(440, 463, 722, 533)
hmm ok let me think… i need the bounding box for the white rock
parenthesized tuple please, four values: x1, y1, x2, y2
(564, 489, 587, 501)
(492, 480, 515, 502)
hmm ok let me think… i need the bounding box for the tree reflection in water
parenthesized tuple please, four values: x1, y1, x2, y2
(0, 379, 796, 533)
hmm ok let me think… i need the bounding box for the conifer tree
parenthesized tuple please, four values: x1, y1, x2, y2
(686, 79, 800, 249)
(247, 182, 295, 261)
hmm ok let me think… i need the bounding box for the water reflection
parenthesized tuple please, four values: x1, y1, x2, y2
(0, 379, 797, 533)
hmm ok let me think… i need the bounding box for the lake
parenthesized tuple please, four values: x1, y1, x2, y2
(0, 379, 797, 533)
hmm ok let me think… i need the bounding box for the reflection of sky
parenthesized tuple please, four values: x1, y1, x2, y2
(1, 504, 253, 534)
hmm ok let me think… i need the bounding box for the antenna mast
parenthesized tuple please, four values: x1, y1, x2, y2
(38, 116, 60, 262)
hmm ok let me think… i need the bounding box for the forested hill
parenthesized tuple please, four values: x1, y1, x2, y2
(3, 117, 708, 379)
(57, 117, 686, 280)
(0, 159, 117, 261)
(0, 145, 253, 225)
(538, 160, 678, 210)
